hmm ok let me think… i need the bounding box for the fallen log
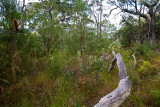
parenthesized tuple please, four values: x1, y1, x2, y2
(95, 52, 131, 107)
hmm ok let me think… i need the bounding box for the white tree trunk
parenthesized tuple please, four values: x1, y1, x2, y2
(95, 53, 131, 107)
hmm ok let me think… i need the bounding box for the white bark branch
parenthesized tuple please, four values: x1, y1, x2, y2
(95, 52, 131, 107)
(132, 52, 138, 69)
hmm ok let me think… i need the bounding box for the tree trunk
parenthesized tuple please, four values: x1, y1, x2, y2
(80, 35, 83, 57)
(149, 17, 155, 44)
(21, 0, 25, 29)
(145, 17, 155, 44)
(99, 0, 102, 37)
(138, 14, 141, 44)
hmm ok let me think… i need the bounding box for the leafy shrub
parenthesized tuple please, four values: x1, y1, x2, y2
(25, 33, 43, 57)
(122, 50, 131, 61)
(151, 73, 160, 106)
(138, 61, 157, 77)
(88, 55, 107, 72)
(151, 90, 160, 106)
(153, 57, 160, 71)
(108, 39, 122, 53)
(46, 50, 66, 78)
(133, 42, 154, 55)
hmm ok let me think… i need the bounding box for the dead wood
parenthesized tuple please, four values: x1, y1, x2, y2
(95, 52, 131, 107)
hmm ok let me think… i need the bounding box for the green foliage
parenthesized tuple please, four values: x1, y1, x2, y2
(133, 41, 155, 55)
(0, 0, 29, 84)
(89, 55, 106, 72)
(151, 90, 160, 106)
(121, 50, 131, 61)
(0, 0, 23, 46)
(116, 16, 138, 47)
(150, 73, 160, 106)
(101, 19, 117, 37)
(51, 76, 84, 106)
(47, 50, 66, 78)
(138, 61, 156, 77)
(0, 0, 21, 31)
(64, 32, 81, 56)
(25, 33, 43, 57)
(108, 39, 122, 53)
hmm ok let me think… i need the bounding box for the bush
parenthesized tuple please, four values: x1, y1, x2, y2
(138, 61, 157, 77)
(108, 39, 122, 53)
(151, 72, 160, 106)
(151, 90, 160, 106)
(46, 50, 66, 78)
(154, 42, 160, 51)
(121, 50, 131, 61)
(133, 42, 154, 55)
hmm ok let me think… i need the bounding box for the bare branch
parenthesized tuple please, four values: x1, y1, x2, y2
(122, 9, 149, 21)
(53, 16, 73, 25)
(109, 7, 118, 14)
(114, 11, 122, 17)
(108, 56, 116, 71)
(151, 0, 159, 7)
(155, 3, 160, 14)
(49, 4, 55, 11)
(134, 0, 138, 12)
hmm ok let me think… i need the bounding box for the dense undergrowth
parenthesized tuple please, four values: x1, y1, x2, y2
(0, 42, 160, 107)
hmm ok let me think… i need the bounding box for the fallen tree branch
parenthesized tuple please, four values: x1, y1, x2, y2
(132, 52, 138, 69)
(95, 52, 131, 107)
(132, 52, 145, 68)
(108, 56, 116, 72)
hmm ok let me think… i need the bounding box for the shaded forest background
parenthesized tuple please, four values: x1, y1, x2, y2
(0, 0, 160, 106)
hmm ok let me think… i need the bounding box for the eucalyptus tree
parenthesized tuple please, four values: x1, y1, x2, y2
(89, 0, 107, 36)
(108, 0, 160, 44)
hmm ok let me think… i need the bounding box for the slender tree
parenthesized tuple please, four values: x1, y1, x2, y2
(90, 0, 106, 37)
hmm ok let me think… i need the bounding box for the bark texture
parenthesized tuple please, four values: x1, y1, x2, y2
(95, 53, 131, 107)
